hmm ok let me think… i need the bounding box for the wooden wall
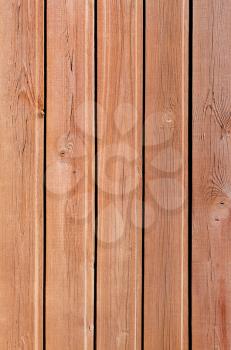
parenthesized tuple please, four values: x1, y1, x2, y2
(0, 0, 230, 349)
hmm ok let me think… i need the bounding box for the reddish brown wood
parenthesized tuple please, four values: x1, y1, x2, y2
(46, 1, 95, 349)
(97, 1, 143, 348)
(0, 0, 44, 348)
(193, 0, 231, 348)
(144, 0, 188, 348)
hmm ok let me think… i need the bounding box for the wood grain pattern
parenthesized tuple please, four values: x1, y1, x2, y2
(96, 1, 142, 348)
(0, 0, 44, 348)
(193, 1, 231, 348)
(46, 1, 95, 349)
(144, 0, 188, 348)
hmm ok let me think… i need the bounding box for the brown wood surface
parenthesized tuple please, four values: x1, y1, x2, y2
(96, 1, 143, 348)
(5, 1, 231, 348)
(46, 1, 95, 349)
(144, 0, 188, 349)
(0, 0, 44, 348)
(193, 1, 231, 348)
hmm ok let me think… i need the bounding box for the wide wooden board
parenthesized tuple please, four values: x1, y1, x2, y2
(193, 0, 231, 348)
(0, 0, 44, 348)
(46, 1, 95, 349)
(96, 0, 143, 348)
(144, 0, 188, 348)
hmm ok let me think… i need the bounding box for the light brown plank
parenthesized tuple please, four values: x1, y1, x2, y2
(193, 1, 231, 348)
(46, 1, 95, 349)
(144, 0, 188, 348)
(97, 0, 143, 348)
(0, 0, 44, 348)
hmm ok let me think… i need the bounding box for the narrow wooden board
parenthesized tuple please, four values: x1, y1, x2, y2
(46, 1, 95, 349)
(193, 1, 231, 348)
(144, 0, 188, 348)
(96, 1, 143, 348)
(0, 0, 44, 348)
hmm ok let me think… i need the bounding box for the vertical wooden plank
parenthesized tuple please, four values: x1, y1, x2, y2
(0, 0, 44, 348)
(46, 1, 94, 349)
(144, 0, 188, 348)
(97, 1, 142, 348)
(193, 1, 231, 348)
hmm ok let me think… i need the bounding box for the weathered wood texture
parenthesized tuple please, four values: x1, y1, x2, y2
(144, 0, 188, 349)
(0, 0, 44, 348)
(46, 1, 95, 349)
(193, 1, 231, 348)
(96, 0, 143, 348)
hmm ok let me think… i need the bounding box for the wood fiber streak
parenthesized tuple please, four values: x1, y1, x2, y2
(0, 0, 44, 348)
(46, 1, 94, 349)
(193, 1, 231, 348)
(97, 1, 143, 349)
(144, 1, 188, 349)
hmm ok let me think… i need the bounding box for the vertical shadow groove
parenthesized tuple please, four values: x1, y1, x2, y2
(188, 0, 193, 348)
(141, 1, 146, 349)
(94, 0, 98, 349)
(43, 0, 47, 348)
